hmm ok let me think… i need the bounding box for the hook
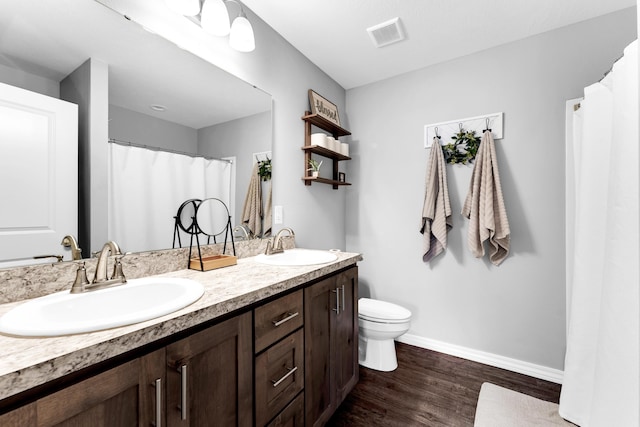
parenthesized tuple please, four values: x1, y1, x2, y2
(459, 123, 463, 131)
(484, 117, 492, 133)
(434, 126, 441, 139)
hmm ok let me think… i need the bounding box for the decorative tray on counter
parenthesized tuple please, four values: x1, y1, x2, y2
(189, 254, 237, 271)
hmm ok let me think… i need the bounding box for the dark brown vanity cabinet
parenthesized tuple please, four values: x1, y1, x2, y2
(0, 314, 252, 427)
(254, 290, 305, 426)
(166, 311, 253, 426)
(304, 267, 359, 427)
(0, 266, 359, 427)
(0, 348, 165, 427)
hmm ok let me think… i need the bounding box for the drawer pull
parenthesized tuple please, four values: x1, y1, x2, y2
(332, 288, 340, 314)
(271, 366, 298, 388)
(179, 364, 188, 421)
(153, 378, 162, 427)
(272, 311, 299, 327)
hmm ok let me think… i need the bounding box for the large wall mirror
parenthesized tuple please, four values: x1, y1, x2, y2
(0, 0, 272, 266)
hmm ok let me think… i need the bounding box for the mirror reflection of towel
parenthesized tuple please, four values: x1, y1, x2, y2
(242, 163, 262, 237)
(462, 131, 510, 265)
(263, 180, 272, 237)
(420, 137, 452, 262)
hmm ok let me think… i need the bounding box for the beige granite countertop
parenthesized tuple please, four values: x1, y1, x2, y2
(0, 251, 362, 402)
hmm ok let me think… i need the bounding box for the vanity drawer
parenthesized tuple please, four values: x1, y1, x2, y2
(255, 329, 304, 426)
(266, 392, 304, 427)
(255, 290, 303, 353)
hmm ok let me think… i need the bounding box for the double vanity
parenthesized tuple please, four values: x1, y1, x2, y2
(0, 246, 362, 426)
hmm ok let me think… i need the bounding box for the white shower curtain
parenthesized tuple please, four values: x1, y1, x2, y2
(560, 40, 639, 426)
(108, 144, 232, 253)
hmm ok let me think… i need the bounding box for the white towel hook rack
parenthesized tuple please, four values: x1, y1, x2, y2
(424, 112, 503, 148)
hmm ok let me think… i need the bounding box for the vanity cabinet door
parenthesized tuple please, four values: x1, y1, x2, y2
(7, 348, 166, 427)
(304, 275, 338, 427)
(304, 267, 358, 427)
(334, 267, 358, 404)
(166, 312, 253, 427)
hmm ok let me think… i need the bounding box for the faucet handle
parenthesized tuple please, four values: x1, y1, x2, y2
(71, 262, 90, 294)
(111, 253, 128, 282)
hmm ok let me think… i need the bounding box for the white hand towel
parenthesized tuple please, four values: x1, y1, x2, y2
(421, 137, 452, 262)
(461, 131, 510, 265)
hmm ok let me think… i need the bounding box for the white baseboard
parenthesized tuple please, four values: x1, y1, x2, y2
(396, 333, 564, 384)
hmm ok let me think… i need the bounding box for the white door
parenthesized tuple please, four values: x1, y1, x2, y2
(0, 82, 78, 266)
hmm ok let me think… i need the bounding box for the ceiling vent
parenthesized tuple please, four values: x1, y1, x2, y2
(366, 17, 405, 48)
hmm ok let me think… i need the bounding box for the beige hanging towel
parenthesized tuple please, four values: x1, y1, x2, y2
(263, 179, 273, 237)
(461, 131, 510, 265)
(420, 137, 452, 262)
(241, 162, 262, 237)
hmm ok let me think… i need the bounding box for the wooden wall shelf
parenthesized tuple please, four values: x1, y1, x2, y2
(301, 113, 351, 138)
(301, 111, 352, 190)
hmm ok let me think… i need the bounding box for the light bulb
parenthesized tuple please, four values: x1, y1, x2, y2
(201, 0, 230, 36)
(229, 15, 255, 52)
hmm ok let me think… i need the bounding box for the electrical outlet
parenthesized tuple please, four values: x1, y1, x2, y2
(274, 206, 283, 224)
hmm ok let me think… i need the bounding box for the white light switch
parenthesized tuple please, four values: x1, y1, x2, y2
(274, 205, 283, 224)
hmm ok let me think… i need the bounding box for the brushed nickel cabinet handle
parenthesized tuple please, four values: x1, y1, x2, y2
(272, 311, 299, 327)
(271, 366, 298, 388)
(332, 288, 340, 314)
(153, 378, 162, 427)
(179, 364, 188, 421)
(341, 284, 346, 312)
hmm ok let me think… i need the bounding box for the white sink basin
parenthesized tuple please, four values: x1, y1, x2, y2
(0, 277, 204, 337)
(255, 248, 338, 266)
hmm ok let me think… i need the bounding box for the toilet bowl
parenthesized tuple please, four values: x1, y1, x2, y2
(358, 298, 411, 372)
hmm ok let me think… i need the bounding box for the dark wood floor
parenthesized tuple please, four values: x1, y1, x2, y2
(328, 342, 561, 427)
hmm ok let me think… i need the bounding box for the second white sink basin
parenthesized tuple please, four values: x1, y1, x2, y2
(0, 277, 204, 337)
(255, 248, 338, 266)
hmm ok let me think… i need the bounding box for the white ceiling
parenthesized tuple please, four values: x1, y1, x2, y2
(242, 0, 636, 89)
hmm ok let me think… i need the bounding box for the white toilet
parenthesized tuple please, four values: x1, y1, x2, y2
(358, 298, 412, 372)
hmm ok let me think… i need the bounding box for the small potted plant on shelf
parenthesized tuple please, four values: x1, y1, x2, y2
(308, 159, 323, 178)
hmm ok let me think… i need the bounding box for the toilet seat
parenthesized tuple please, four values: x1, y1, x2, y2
(359, 298, 411, 324)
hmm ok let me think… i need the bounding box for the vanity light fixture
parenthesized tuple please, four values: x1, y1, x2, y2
(167, 0, 256, 52)
(201, 0, 230, 36)
(228, 8, 255, 52)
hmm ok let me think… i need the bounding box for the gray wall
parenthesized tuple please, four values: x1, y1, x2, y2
(0, 63, 58, 98)
(109, 105, 198, 153)
(198, 111, 272, 229)
(344, 8, 637, 370)
(61, 58, 109, 255)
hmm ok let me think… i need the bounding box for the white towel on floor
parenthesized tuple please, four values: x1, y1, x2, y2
(462, 131, 510, 265)
(420, 137, 452, 262)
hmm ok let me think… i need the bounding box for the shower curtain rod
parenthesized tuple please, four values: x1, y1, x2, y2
(108, 138, 233, 164)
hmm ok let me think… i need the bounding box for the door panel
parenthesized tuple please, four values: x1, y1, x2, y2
(0, 82, 77, 265)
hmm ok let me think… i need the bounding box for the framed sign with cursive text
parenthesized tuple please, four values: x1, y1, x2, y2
(308, 89, 341, 126)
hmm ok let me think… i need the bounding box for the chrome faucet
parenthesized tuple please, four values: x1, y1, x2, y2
(93, 241, 122, 283)
(61, 235, 82, 260)
(233, 224, 251, 240)
(265, 228, 295, 255)
(71, 241, 126, 293)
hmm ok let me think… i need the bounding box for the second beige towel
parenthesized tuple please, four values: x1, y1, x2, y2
(462, 131, 510, 265)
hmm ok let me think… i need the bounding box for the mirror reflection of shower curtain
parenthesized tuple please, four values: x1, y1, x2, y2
(560, 40, 638, 426)
(108, 143, 232, 253)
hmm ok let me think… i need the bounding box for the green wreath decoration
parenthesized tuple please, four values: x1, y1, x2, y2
(442, 128, 481, 165)
(257, 158, 272, 181)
